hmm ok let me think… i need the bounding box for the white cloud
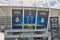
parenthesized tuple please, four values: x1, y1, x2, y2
(0, 0, 12, 6)
(12, 0, 23, 6)
(23, 0, 36, 7)
(36, 0, 49, 7)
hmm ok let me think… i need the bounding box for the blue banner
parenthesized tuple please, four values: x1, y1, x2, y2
(12, 9, 22, 29)
(12, 9, 49, 29)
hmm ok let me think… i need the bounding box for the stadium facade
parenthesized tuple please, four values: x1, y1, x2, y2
(0, 6, 60, 40)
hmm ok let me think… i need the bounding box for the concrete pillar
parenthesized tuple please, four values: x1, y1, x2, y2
(48, 36, 51, 40)
(16, 38, 18, 40)
(29, 38, 33, 40)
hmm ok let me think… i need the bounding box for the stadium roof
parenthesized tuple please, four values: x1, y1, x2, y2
(0, 0, 60, 9)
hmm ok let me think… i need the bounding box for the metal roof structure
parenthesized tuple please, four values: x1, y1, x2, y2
(0, 0, 60, 9)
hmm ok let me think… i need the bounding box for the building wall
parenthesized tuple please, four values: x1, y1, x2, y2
(0, 6, 60, 40)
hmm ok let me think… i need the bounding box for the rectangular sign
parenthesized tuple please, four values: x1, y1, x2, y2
(37, 11, 49, 29)
(12, 9, 49, 29)
(50, 17, 59, 40)
(12, 9, 23, 29)
(50, 17, 59, 29)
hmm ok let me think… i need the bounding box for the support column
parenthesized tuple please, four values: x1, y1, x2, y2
(48, 36, 51, 40)
(29, 38, 33, 40)
(16, 38, 18, 40)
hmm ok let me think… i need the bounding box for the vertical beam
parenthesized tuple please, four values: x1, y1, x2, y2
(22, 0, 24, 30)
(35, 0, 38, 30)
(11, 6, 12, 30)
(15, 38, 18, 40)
(22, 6, 24, 30)
(48, 36, 51, 40)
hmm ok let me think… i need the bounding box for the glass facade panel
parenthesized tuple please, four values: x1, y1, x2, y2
(34, 31, 46, 34)
(34, 37, 48, 40)
(13, 32, 21, 35)
(7, 32, 12, 35)
(5, 38, 15, 40)
(21, 32, 34, 35)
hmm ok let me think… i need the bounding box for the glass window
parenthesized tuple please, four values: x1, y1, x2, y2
(21, 32, 34, 35)
(13, 32, 21, 35)
(36, 26, 47, 29)
(34, 37, 43, 40)
(52, 37, 59, 40)
(34, 37, 48, 40)
(5, 38, 15, 40)
(12, 26, 22, 29)
(34, 31, 46, 34)
(7, 32, 12, 35)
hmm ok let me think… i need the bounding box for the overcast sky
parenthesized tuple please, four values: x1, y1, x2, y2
(0, 0, 60, 9)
